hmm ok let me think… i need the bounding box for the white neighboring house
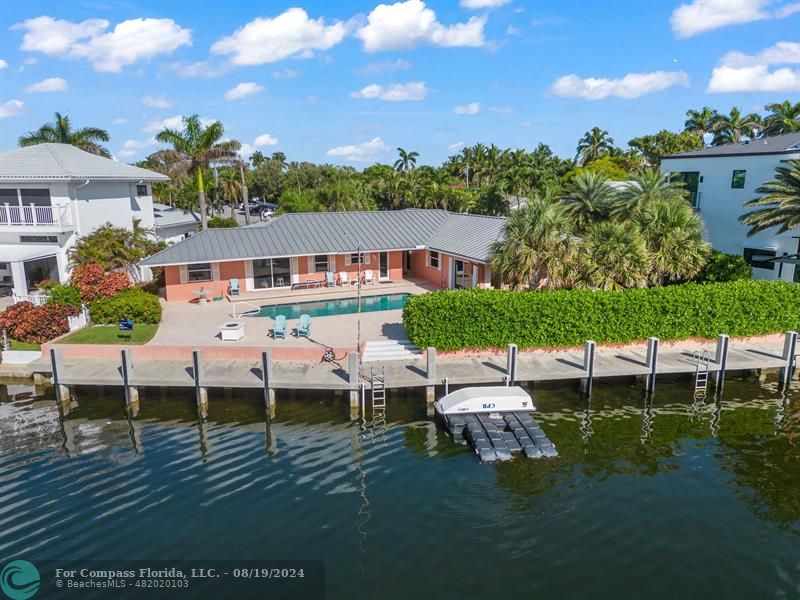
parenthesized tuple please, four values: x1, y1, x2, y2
(0, 143, 169, 297)
(153, 203, 200, 244)
(661, 132, 800, 282)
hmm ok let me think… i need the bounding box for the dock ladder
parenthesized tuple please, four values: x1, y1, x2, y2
(370, 367, 386, 410)
(693, 350, 710, 401)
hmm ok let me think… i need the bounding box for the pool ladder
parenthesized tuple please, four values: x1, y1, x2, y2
(693, 350, 710, 400)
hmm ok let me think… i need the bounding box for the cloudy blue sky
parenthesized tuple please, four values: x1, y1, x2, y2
(0, 0, 798, 166)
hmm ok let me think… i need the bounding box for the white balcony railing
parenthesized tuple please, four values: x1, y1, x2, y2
(0, 203, 72, 228)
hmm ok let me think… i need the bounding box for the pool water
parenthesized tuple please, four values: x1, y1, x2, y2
(248, 292, 410, 319)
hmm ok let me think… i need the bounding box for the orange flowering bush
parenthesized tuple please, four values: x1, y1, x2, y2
(69, 263, 130, 304)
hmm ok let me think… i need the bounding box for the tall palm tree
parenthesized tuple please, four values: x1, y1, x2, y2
(18, 112, 111, 157)
(611, 168, 688, 218)
(152, 115, 240, 230)
(740, 160, 800, 235)
(217, 168, 242, 203)
(489, 196, 577, 290)
(710, 107, 762, 145)
(250, 150, 266, 168)
(577, 222, 649, 291)
(634, 200, 710, 284)
(762, 101, 800, 136)
(576, 127, 614, 166)
(684, 106, 719, 138)
(393, 148, 419, 174)
(561, 171, 615, 231)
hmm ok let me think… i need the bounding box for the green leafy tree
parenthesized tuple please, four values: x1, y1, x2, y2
(628, 130, 703, 167)
(393, 148, 419, 174)
(740, 160, 800, 235)
(710, 107, 762, 145)
(695, 252, 752, 282)
(577, 222, 649, 291)
(278, 188, 325, 213)
(217, 168, 242, 203)
(762, 101, 800, 136)
(152, 114, 240, 230)
(69, 221, 163, 281)
(208, 216, 239, 228)
(611, 168, 688, 218)
(561, 171, 615, 231)
(576, 127, 615, 166)
(18, 112, 111, 157)
(250, 150, 267, 168)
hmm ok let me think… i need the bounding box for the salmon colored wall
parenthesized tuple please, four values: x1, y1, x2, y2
(163, 261, 246, 302)
(329, 251, 403, 284)
(409, 249, 449, 288)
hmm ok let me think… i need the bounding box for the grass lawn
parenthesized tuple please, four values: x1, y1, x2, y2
(56, 324, 159, 345)
(9, 339, 41, 351)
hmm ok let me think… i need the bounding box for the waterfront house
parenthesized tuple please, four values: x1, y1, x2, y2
(661, 132, 800, 282)
(140, 209, 506, 302)
(153, 202, 201, 244)
(0, 143, 169, 297)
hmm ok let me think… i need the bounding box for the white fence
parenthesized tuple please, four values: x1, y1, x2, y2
(12, 291, 50, 306)
(68, 306, 90, 332)
(0, 203, 72, 227)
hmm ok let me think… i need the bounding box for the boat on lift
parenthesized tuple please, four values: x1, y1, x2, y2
(434, 386, 534, 417)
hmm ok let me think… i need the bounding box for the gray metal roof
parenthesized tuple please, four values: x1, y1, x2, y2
(0, 143, 170, 182)
(141, 209, 506, 266)
(664, 132, 800, 159)
(153, 203, 201, 229)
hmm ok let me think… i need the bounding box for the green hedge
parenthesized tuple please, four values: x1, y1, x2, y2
(402, 280, 800, 351)
(89, 289, 162, 325)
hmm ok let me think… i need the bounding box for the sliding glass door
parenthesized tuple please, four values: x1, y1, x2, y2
(253, 257, 291, 289)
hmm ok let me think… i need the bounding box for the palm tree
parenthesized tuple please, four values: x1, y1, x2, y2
(710, 107, 761, 145)
(684, 106, 719, 138)
(18, 112, 111, 157)
(762, 101, 800, 136)
(611, 168, 688, 218)
(69, 220, 162, 280)
(561, 171, 615, 231)
(393, 147, 419, 174)
(577, 222, 649, 291)
(250, 150, 266, 168)
(634, 200, 710, 284)
(740, 160, 800, 235)
(217, 168, 242, 203)
(489, 196, 577, 290)
(152, 115, 240, 230)
(576, 127, 614, 166)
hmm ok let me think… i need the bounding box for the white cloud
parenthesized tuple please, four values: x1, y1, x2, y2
(350, 81, 428, 101)
(326, 137, 390, 162)
(254, 133, 279, 146)
(23, 57, 37, 65)
(550, 70, 689, 99)
(506, 25, 520, 35)
(224, 82, 265, 101)
(238, 143, 255, 159)
(460, 0, 510, 8)
(272, 69, 302, 79)
(12, 16, 191, 72)
(0, 59, 7, 70)
(144, 114, 215, 132)
(454, 102, 480, 114)
(24, 77, 68, 93)
(354, 59, 411, 75)
(670, 0, 799, 38)
(356, 0, 486, 52)
(142, 95, 172, 108)
(448, 141, 465, 151)
(707, 41, 800, 92)
(167, 60, 230, 78)
(212, 8, 346, 65)
(118, 137, 157, 157)
(112, 118, 127, 125)
(0, 100, 25, 118)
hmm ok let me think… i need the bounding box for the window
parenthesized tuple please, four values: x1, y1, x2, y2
(671, 171, 700, 208)
(731, 170, 746, 189)
(20, 235, 58, 243)
(20, 188, 51, 207)
(0, 263, 8, 270)
(428, 251, 440, 269)
(350, 253, 365, 264)
(187, 262, 213, 282)
(136, 184, 148, 196)
(743, 247, 775, 271)
(314, 254, 328, 273)
(253, 258, 291, 288)
(0, 189, 18, 204)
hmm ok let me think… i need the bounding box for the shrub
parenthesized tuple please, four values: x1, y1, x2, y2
(46, 283, 83, 308)
(0, 301, 79, 344)
(208, 216, 238, 228)
(89, 288, 162, 324)
(70, 263, 130, 304)
(695, 251, 752, 283)
(402, 280, 800, 351)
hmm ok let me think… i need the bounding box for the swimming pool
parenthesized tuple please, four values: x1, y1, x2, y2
(246, 292, 411, 319)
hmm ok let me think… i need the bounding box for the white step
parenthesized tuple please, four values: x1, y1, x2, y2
(362, 339, 422, 362)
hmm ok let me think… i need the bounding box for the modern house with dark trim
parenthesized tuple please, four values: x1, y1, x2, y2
(140, 209, 506, 302)
(661, 132, 800, 282)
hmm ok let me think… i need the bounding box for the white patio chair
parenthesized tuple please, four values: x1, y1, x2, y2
(339, 271, 351, 286)
(363, 269, 375, 285)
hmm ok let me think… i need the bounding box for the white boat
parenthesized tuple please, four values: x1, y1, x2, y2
(434, 386, 535, 416)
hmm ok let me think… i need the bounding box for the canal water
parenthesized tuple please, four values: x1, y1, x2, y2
(1, 376, 798, 598)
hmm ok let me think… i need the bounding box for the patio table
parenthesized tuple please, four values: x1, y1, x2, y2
(191, 288, 209, 303)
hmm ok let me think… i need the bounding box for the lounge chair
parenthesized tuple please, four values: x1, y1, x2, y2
(325, 271, 335, 287)
(297, 314, 311, 338)
(339, 271, 351, 286)
(363, 269, 375, 285)
(228, 278, 240, 296)
(272, 315, 287, 339)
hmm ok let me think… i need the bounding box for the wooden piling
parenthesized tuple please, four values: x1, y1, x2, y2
(348, 352, 360, 408)
(581, 340, 596, 395)
(780, 330, 797, 389)
(192, 348, 208, 416)
(261, 350, 276, 410)
(506, 343, 518, 385)
(714, 334, 730, 390)
(645, 337, 659, 394)
(50, 346, 72, 415)
(121, 348, 139, 415)
(426, 347, 437, 403)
